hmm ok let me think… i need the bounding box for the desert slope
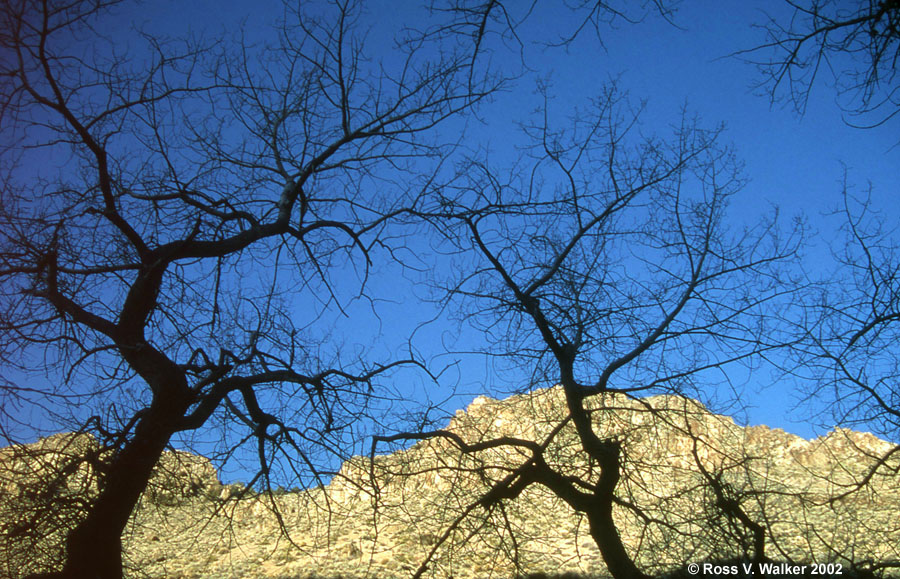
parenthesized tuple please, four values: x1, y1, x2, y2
(2, 387, 899, 578)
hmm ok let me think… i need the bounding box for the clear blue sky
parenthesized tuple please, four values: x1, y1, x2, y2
(307, 0, 899, 440)
(360, 0, 899, 441)
(6, 1, 899, 485)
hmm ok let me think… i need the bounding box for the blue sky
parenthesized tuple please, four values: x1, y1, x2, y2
(5, 1, 899, 485)
(322, 0, 900, 440)
(458, 0, 892, 439)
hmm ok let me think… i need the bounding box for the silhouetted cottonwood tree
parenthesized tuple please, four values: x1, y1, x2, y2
(378, 86, 803, 579)
(0, 1, 498, 577)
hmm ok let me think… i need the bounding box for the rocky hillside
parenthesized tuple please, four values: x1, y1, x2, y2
(2, 387, 899, 578)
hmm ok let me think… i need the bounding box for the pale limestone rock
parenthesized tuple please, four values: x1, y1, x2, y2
(2, 388, 899, 578)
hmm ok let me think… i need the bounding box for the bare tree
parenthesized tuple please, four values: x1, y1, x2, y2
(790, 191, 900, 499)
(816, 193, 900, 439)
(429, 0, 678, 54)
(744, 0, 900, 444)
(0, 1, 499, 577)
(744, 0, 900, 568)
(745, 0, 900, 126)
(743, 3, 898, 430)
(377, 86, 803, 578)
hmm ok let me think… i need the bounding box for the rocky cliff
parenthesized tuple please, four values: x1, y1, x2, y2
(2, 387, 899, 578)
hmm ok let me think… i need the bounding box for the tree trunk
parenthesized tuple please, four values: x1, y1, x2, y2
(66, 421, 173, 578)
(585, 443, 650, 579)
(558, 369, 648, 579)
(25, 391, 191, 579)
(586, 508, 648, 579)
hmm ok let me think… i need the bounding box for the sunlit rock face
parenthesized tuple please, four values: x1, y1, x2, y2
(2, 387, 899, 579)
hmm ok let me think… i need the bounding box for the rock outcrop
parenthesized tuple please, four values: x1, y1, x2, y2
(2, 387, 899, 578)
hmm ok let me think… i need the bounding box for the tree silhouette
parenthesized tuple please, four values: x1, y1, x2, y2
(745, 0, 900, 126)
(787, 192, 900, 527)
(0, 1, 496, 576)
(379, 86, 804, 579)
